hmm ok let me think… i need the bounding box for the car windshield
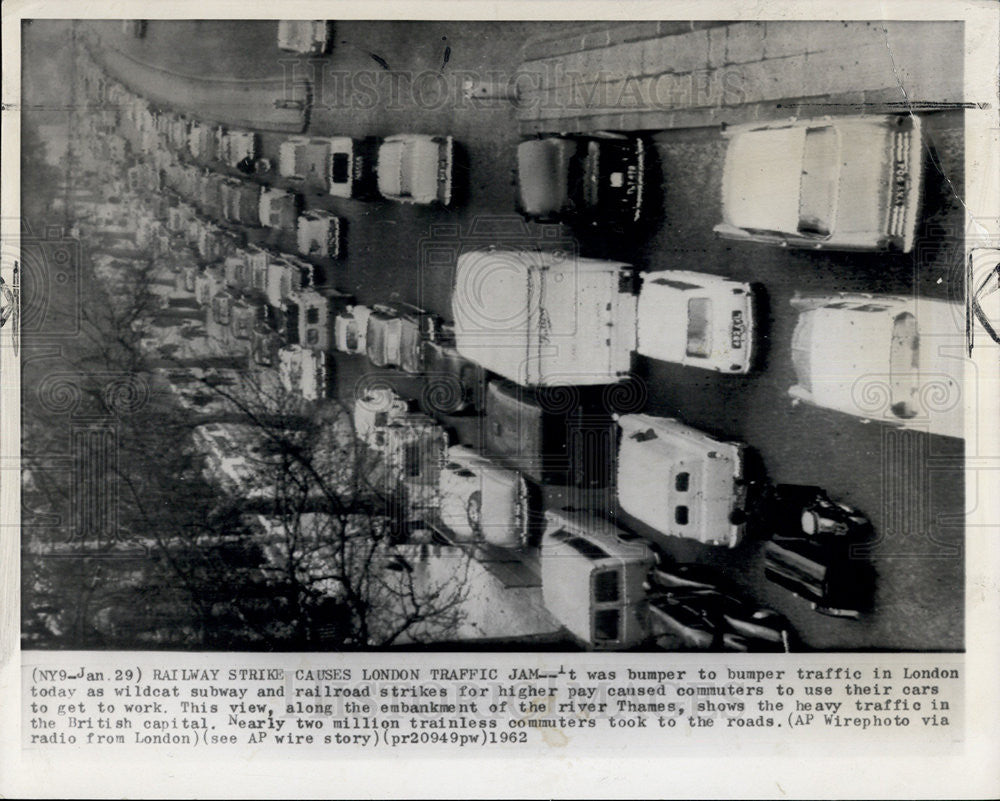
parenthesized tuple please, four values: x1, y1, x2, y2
(345, 322, 358, 351)
(791, 314, 814, 393)
(889, 312, 919, 419)
(332, 152, 350, 184)
(686, 297, 712, 358)
(798, 127, 838, 236)
(582, 140, 600, 207)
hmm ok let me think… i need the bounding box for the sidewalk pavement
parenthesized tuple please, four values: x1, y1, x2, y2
(517, 21, 965, 133)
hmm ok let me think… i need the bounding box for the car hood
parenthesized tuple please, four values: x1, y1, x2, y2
(722, 127, 805, 233)
(517, 138, 577, 216)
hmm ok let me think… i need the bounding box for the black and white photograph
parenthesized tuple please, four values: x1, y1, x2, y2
(2, 3, 998, 798)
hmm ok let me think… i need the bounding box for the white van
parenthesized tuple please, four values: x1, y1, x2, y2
(540, 510, 657, 650)
(615, 413, 748, 548)
(452, 248, 636, 386)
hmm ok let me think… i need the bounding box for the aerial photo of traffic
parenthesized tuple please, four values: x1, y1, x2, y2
(19, 19, 969, 653)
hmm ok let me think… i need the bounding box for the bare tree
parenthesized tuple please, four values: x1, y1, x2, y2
(23, 225, 471, 649)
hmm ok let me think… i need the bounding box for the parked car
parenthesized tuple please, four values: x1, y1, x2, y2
(280, 136, 334, 188)
(296, 210, 342, 259)
(277, 20, 333, 55)
(615, 413, 748, 548)
(292, 287, 348, 351)
(485, 379, 617, 488)
(420, 324, 486, 415)
(326, 136, 378, 199)
(353, 387, 413, 448)
(364, 302, 436, 373)
(515, 132, 645, 229)
(789, 292, 964, 439)
(220, 178, 261, 227)
(365, 305, 404, 368)
(334, 304, 373, 354)
(715, 114, 924, 252)
(452, 248, 636, 387)
(217, 128, 258, 169)
(436, 445, 538, 548)
(247, 318, 282, 370)
(188, 122, 217, 162)
(376, 134, 454, 205)
(637, 270, 755, 373)
(280, 135, 378, 198)
(279, 345, 329, 402)
(540, 509, 658, 650)
(258, 187, 301, 231)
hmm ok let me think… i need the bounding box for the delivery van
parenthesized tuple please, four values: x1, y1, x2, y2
(540, 509, 658, 650)
(452, 248, 636, 387)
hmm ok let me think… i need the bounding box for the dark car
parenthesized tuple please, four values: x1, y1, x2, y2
(420, 324, 486, 415)
(759, 483, 875, 618)
(647, 566, 792, 652)
(484, 379, 616, 488)
(516, 132, 645, 229)
(763, 537, 875, 619)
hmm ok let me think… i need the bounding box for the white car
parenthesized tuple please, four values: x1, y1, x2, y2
(615, 413, 748, 548)
(277, 20, 332, 55)
(258, 187, 300, 231)
(352, 387, 412, 448)
(789, 293, 964, 439)
(637, 270, 754, 373)
(334, 304, 372, 354)
(280, 135, 376, 198)
(217, 128, 258, 168)
(279, 345, 328, 402)
(437, 445, 533, 548)
(296, 210, 342, 259)
(377, 134, 454, 205)
(715, 114, 924, 252)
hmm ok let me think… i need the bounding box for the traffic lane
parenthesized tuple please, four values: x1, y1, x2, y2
(88, 20, 282, 80)
(84, 25, 308, 133)
(249, 137, 540, 323)
(632, 354, 964, 650)
(629, 116, 966, 650)
(103, 20, 547, 92)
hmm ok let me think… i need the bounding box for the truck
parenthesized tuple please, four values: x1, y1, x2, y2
(452, 248, 636, 387)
